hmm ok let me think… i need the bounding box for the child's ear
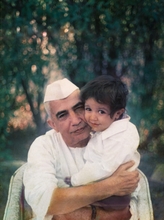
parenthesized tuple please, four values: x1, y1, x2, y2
(115, 108, 125, 119)
(47, 119, 59, 132)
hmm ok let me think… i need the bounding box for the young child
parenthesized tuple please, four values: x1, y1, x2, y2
(66, 75, 140, 210)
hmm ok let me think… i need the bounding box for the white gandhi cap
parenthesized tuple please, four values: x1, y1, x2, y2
(44, 78, 79, 103)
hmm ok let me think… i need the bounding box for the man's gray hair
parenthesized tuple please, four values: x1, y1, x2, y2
(44, 102, 51, 118)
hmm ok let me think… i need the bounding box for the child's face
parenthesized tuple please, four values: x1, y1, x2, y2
(84, 98, 116, 132)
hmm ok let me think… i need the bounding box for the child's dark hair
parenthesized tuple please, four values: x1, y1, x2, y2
(80, 75, 129, 118)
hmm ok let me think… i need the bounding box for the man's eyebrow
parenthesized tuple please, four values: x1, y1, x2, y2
(56, 110, 67, 118)
(73, 102, 84, 109)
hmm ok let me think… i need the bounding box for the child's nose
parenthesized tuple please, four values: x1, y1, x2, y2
(90, 112, 98, 121)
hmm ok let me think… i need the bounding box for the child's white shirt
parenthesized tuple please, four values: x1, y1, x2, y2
(71, 115, 140, 186)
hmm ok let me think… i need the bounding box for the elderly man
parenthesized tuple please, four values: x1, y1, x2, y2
(23, 78, 139, 220)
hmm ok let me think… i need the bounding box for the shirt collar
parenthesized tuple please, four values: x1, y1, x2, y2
(101, 114, 130, 140)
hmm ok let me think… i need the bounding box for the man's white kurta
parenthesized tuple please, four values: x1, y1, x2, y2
(23, 125, 139, 220)
(23, 130, 86, 220)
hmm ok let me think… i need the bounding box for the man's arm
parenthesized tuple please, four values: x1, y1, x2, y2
(47, 161, 139, 215)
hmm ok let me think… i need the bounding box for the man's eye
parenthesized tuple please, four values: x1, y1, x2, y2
(85, 107, 91, 111)
(57, 113, 67, 119)
(75, 105, 84, 113)
(74, 103, 84, 110)
(77, 105, 84, 110)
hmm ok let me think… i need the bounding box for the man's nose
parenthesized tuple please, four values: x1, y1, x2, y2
(69, 111, 82, 125)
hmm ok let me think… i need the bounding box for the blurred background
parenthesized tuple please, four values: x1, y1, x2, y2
(0, 0, 164, 219)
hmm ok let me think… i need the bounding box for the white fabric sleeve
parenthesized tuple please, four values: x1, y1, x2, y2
(23, 136, 58, 220)
(71, 161, 110, 186)
(71, 137, 140, 186)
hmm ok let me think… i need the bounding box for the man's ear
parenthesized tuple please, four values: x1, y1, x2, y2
(47, 119, 59, 132)
(115, 108, 125, 120)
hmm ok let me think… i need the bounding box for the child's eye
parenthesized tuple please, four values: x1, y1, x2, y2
(98, 110, 106, 114)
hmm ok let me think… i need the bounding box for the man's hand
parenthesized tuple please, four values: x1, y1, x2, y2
(108, 161, 140, 196)
(47, 161, 139, 215)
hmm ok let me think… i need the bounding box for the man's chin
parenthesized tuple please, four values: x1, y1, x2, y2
(73, 131, 90, 147)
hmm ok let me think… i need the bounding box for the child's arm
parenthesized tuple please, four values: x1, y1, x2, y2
(71, 143, 140, 187)
(71, 161, 110, 186)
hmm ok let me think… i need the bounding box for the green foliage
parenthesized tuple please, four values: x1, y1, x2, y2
(1, 0, 164, 155)
(1, 0, 50, 137)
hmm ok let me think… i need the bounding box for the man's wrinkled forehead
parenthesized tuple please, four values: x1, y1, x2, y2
(44, 78, 79, 103)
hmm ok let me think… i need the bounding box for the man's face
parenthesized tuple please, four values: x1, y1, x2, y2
(48, 90, 91, 148)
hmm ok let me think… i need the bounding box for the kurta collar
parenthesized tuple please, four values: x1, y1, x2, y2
(101, 115, 131, 140)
